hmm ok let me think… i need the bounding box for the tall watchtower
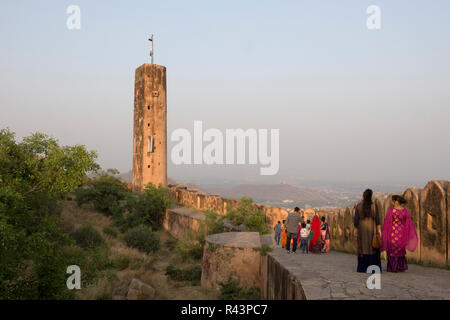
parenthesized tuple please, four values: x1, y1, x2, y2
(132, 64, 167, 192)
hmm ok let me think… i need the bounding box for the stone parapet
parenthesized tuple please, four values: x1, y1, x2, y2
(201, 232, 262, 290)
(169, 180, 450, 267)
(163, 206, 205, 241)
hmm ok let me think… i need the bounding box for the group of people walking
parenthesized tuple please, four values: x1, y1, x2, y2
(274, 207, 330, 254)
(274, 188, 418, 273)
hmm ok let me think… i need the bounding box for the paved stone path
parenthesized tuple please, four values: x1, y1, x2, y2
(269, 243, 450, 300)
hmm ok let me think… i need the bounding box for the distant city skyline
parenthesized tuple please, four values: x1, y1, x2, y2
(1, 1, 449, 187)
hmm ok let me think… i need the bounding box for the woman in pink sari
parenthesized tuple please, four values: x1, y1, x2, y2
(381, 195, 418, 272)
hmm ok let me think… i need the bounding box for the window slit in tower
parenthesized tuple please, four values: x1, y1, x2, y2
(147, 136, 154, 154)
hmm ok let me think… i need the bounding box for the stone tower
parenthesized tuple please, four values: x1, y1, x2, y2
(132, 64, 167, 192)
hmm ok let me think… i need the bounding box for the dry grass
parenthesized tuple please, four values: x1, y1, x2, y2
(58, 200, 219, 300)
(60, 200, 111, 233)
(78, 276, 114, 300)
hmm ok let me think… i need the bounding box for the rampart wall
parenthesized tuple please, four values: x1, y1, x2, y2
(169, 180, 450, 267)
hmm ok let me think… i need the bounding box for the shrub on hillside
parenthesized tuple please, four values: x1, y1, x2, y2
(218, 277, 261, 300)
(165, 265, 202, 285)
(72, 225, 104, 249)
(123, 183, 173, 231)
(61, 245, 114, 288)
(112, 254, 131, 271)
(165, 237, 178, 251)
(226, 197, 269, 234)
(123, 225, 160, 254)
(176, 241, 204, 262)
(74, 175, 173, 233)
(204, 210, 226, 235)
(103, 225, 118, 238)
(96, 293, 113, 300)
(74, 170, 130, 216)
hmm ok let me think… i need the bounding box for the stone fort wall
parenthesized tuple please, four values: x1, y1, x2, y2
(169, 180, 449, 267)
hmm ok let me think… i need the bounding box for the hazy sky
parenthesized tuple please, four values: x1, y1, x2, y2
(1, 1, 449, 186)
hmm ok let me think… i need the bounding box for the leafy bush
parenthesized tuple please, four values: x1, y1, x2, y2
(0, 128, 98, 299)
(74, 170, 130, 217)
(165, 237, 178, 251)
(89, 247, 115, 272)
(165, 265, 202, 285)
(124, 225, 160, 254)
(72, 226, 104, 249)
(226, 198, 269, 234)
(96, 293, 112, 300)
(204, 210, 226, 235)
(218, 277, 261, 300)
(103, 225, 118, 238)
(207, 244, 218, 253)
(176, 241, 204, 262)
(74, 175, 173, 234)
(61, 244, 114, 288)
(170, 229, 205, 262)
(112, 254, 131, 271)
(123, 183, 173, 231)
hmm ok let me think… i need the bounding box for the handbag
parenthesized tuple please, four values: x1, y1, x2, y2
(371, 203, 381, 249)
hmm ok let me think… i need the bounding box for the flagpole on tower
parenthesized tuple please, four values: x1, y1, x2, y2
(148, 34, 154, 64)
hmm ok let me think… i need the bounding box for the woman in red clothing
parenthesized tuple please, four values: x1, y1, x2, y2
(309, 214, 322, 253)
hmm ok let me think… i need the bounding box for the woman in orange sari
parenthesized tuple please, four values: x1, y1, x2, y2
(281, 220, 287, 249)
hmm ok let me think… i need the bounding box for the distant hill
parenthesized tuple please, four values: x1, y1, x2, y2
(117, 172, 357, 208)
(200, 183, 331, 204)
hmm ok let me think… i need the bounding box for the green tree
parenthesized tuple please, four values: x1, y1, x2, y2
(0, 128, 99, 299)
(74, 169, 130, 216)
(123, 183, 173, 231)
(226, 197, 269, 234)
(123, 225, 160, 254)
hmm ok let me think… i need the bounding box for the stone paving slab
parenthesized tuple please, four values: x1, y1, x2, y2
(269, 245, 450, 300)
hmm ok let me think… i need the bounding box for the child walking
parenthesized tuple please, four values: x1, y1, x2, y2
(300, 222, 310, 254)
